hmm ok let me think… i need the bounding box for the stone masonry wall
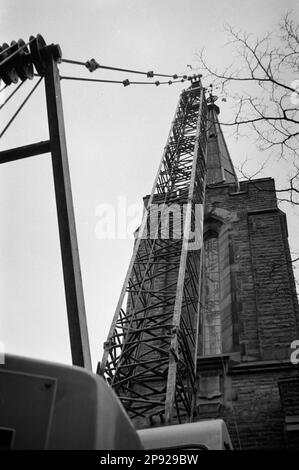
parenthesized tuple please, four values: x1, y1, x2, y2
(205, 178, 299, 360)
(199, 177, 299, 449)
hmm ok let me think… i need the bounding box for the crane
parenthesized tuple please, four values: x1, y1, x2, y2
(99, 77, 209, 428)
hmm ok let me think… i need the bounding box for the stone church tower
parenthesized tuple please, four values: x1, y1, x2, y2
(197, 98, 299, 449)
(102, 84, 299, 450)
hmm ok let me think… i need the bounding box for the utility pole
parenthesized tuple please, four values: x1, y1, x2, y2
(0, 36, 92, 370)
(43, 44, 92, 370)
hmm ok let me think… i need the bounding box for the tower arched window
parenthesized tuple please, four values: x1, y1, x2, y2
(202, 230, 222, 355)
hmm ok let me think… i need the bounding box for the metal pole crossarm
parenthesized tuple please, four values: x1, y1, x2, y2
(100, 81, 208, 427)
(0, 140, 50, 164)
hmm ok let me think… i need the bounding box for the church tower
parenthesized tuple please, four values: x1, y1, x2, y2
(197, 95, 299, 450)
(101, 82, 299, 449)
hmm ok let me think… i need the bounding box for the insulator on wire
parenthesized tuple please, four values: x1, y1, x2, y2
(155, 81, 160, 86)
(14, 39, 34, 81)
(183, 75, 187, 79)
(0, 34, 63, 86)
(7, 42, 20, 84)
(168, 80, 172, 85)
(29, 34, 47, 76)
(147, 71, 154, 78)
(85, 58, 100, 72)
(0, 42, 19, 85)
(172, 74, 178, 79)
(123, 79, 130, 87)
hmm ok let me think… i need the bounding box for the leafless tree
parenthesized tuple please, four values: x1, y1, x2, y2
(198, 13, 299, 205)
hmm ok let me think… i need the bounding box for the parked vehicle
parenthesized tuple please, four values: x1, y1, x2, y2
(0, 354, 142, 450)
(0, 354, 233, 450)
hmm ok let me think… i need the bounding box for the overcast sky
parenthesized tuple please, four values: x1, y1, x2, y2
(0, 0, 298, 370)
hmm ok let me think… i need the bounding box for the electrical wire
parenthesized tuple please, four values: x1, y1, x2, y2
(0, 77, 43, 139)
(59, 75, 187, 86)
(0, 80, 25, 111)
(60, 75, 123, 84)
(130, 80, 184, 85)
(61, 57, 187, 79)
(0, 84, 8, 93)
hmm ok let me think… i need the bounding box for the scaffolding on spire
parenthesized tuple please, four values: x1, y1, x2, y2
(99, 78, 208, 427)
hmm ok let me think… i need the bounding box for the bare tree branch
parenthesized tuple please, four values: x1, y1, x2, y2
(197, 14, 299, 159)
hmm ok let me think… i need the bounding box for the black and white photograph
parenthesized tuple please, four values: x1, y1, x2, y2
(0, 0, 298, 453)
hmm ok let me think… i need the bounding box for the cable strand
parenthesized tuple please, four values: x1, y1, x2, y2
(0, 84, 8, 93)
(0, 77, 43, 139)
(59, 75, 186, 86)
(61, 57, 187, 79)
(0, 81, 25, 111)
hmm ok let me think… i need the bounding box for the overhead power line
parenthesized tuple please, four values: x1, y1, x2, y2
(61, 57, 192, 80)
(0, 33, 201, 92)
(59, 75, 188, 87)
